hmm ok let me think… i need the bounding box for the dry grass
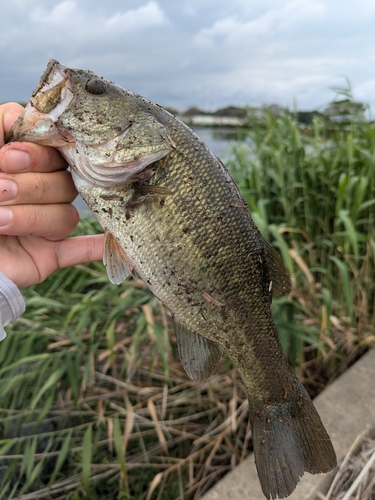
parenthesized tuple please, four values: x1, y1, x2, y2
(318, 430, 375, 500)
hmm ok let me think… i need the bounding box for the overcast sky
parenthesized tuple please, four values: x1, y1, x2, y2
(1, 0, 374, 112)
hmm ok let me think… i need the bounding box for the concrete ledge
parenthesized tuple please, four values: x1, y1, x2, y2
(201, 348, 375, 500)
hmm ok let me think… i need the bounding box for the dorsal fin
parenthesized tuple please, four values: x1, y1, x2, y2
(173, 318, 223, 382)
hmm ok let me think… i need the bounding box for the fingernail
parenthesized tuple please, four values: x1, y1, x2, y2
(2, 149, 30, 172)
(0, 179, 18, 202)
(0, 207, 13, 226)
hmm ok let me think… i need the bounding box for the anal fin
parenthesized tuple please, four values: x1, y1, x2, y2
(173, 319, 223, 382)
(103, 231, 135, 284)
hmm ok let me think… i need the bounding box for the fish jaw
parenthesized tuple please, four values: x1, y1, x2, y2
(5, 61, 74, 147)
(5, 102, 73, 147)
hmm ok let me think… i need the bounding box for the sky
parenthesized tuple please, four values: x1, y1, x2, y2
(1, 0, 374, 113)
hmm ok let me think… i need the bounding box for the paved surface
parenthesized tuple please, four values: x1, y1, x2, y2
(202, 348, 375, 500)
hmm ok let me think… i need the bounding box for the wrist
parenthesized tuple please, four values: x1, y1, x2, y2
(0, 270, 25, 339)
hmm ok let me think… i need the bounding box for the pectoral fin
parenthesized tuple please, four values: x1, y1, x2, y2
(103, 231, 135, 284)
(134, 185, 173, 198)
(129, 185, 174, 206)
(173, 319, 223, 382)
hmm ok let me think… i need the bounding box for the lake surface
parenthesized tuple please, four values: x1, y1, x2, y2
(192, 127, 237, 157)
(73, 127, 237, 215)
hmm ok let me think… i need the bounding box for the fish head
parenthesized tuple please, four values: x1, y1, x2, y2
(6, 60, 173, 187)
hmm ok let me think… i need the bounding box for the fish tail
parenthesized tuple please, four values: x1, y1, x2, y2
(250, 380, 336, 499)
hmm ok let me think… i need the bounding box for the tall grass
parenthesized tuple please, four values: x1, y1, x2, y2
(0, 95, 374, 499)
(227, 100, 375, 377)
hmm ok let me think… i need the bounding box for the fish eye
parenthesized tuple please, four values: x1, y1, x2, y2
(85, 78, 107, 95)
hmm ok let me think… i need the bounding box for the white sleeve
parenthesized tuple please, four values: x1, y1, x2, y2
(0, 271, 26, 340)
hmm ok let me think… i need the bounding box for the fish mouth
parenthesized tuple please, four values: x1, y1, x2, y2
(5, 60, 75, 146)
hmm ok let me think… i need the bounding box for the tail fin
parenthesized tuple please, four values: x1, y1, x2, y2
(251, 382, 336, 499)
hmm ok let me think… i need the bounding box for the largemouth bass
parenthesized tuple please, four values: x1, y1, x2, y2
(6, 60, 336, 499)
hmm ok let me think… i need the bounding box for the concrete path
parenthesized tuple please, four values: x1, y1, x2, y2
(202, 348, 375, 500)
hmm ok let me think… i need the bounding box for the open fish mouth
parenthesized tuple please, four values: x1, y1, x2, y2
(6, 61, 75, 147)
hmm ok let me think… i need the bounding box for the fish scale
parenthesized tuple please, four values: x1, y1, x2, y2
(6, 59, 336, 499)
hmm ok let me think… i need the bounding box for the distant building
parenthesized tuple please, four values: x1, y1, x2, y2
(179, 114, 247, 126)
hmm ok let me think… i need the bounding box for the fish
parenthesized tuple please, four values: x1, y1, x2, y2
(6, 60, 336, 499)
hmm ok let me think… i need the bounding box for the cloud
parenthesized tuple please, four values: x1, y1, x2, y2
(28, 1, 168, 33)
(1, 0, 375, 112)
(2, 1, 171, 75)
(105, 1, 168, 30)
(193, 0, 326, 47)
(30, 1, 76, 24)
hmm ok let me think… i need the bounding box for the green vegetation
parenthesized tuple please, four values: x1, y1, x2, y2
(0, 92, 374, 499)
(227, 90, 375, 381)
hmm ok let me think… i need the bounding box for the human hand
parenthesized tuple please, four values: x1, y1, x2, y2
(0, 102, 104, 288)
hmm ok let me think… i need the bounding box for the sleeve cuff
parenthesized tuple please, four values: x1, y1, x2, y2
(0, 271, 26, 340)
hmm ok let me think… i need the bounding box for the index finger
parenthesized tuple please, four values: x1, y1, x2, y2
(0, 142, 68, 174)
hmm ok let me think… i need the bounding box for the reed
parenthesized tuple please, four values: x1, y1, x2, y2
(227, 99, 375, 376)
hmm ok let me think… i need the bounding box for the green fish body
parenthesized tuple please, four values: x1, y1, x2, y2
(6, 60, 336, 499)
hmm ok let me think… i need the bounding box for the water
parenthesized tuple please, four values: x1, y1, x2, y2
(192, 127, 236, 157)
(73, 127, 237, 215)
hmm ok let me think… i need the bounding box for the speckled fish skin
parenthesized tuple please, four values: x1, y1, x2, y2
(6, 60, 336, 499)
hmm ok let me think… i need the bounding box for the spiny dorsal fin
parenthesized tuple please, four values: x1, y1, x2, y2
(173, 319, 223, 382)
(103, 231, 135, 284)
(261, 236, 292, 298)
